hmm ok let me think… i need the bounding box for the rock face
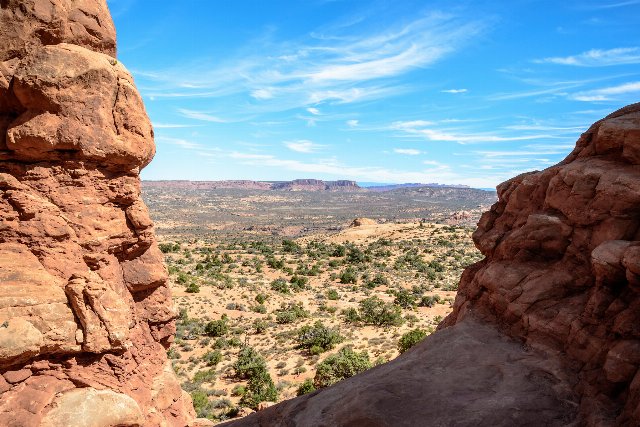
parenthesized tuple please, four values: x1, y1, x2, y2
(226, 105, 640, 427)
(0, 1, 198, 426)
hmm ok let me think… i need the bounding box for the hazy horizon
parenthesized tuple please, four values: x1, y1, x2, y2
(108, 0, 640, 187)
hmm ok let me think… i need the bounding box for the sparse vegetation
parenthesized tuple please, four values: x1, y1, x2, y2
(158, 212, 482, 419)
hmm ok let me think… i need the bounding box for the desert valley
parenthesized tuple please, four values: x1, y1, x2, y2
(1, 1, 640, 427)
(143, 182, 494, 421)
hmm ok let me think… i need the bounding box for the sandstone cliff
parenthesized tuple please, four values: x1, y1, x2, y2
(225, 105, 640, 426)
(0, 1, 200, 426)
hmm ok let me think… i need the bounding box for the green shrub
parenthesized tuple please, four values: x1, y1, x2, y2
(282, 239, 302, 254)
(326, 289, 340, 300)
(289, 275, 308, 291)
(365, 273, 389, 289)
(192, 368, 216, 384)
(233, 347, 267, 379)
(205, 316, 229, 337)
(398, 328, 428, 353)
(239, 368, 278, 409)
(255, 293, 268, 304)
(339, 267, 358, 284)
(253, 319, 268, 334)
(296, 378, 316, 396)
(393, 289, 417, 309)
(270, 278, 290, 294)
(358, 296, 403, 327)
(203, 350, 222, 367)
(251, 304, 267, 314)
(314, 347, 371, 388)
(159, 242, 180, 253)
(341, 307, 360, 323)
(274, 303, 308, 324)
(185, 282, 200, 293)
(190, 389, 212, 418)
(419, 295, 441, 308)
(295, 321, 344, 353)
(177, 272, 190, 285)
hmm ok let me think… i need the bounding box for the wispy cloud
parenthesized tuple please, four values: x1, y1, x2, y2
(391, 120, 557, 144)
(441, 88, 468, 93)
(132, 12, 486, 114)
(284, 140, 325, 153)
(346, 119, 359, 127)
(571, 81, 640, 101)
(579, 0, 640, 9)
(394, 148, 422, 155)
(152, 122, 203, 129)
(178, 109, 228, 123)
(306, 107, 321, 115)
(536, 47, 640, 67)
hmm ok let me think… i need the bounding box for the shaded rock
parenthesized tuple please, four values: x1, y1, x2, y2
(226, 318, 578, 427)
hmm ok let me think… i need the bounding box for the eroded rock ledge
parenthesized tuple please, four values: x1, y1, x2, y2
(0, 1, 201, 425)
(227, 105, 640, 427)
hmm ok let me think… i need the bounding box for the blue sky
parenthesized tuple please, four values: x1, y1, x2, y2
(107, 0, 640, 188)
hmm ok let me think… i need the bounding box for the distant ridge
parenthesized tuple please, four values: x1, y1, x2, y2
(362, 182, 472, 192)
(142, 180, 493, 193)
(143, 179, 361, 192)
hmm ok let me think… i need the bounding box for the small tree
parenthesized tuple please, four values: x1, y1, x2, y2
(297, 378, 316, 396)
(295, 321, 344, 354)
(239, 368, 278, 409)
(314, 347, 371, 388)
(358, 296, 403, 327)
(339, 267, 358, 284)
(398, 328, 428, 353)
(233, 346, 267, 379)
(205, 316, 228, 337)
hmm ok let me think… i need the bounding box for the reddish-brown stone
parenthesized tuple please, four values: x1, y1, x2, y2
(0, 1, 199, 425)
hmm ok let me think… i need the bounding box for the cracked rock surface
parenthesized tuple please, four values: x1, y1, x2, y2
(0, 1, 202, 425)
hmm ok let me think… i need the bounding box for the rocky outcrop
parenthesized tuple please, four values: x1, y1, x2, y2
(0, 1, 199, 426)
(443, 102, 640, 425)
(226, 105, 640, 426)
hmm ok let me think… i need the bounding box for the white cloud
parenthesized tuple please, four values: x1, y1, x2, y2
(152, 122, 202, 128)
(251, 88, 275, 100)
(177, 109, 227, 123)
(536, 47, 640, 67)
(571, 81, 640, 101)
(394, 148, 422, 155)
(441, 88, 468, 93)
(283, 140, 325, 153)
(346, 119, 359, 127)
(131, 13, 486, 114)
(580, 0, 640, 9)
(306, 107, 321, 115)
(391, 121, 556, 144)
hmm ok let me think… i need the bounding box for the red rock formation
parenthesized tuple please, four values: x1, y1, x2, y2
(444, 102, 640, 425)
(225, 105, 640, 426)
(0, 1, 202, 425)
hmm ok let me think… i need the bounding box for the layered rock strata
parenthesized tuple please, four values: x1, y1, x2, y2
(0, 1, 198, 425)
(227, 104, 640, 426)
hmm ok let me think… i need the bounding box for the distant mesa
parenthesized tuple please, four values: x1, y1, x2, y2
(143, 179, 360, 192)
(143, 179, 490, 193)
